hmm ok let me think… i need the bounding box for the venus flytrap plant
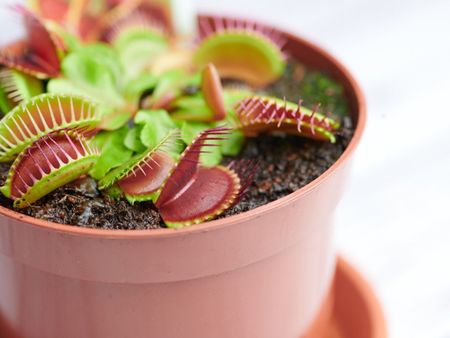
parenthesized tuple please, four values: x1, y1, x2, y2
(0, 2, 347, 228)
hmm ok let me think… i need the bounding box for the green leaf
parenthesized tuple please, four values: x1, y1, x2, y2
(124, 126, 146, 152)
(0, 69, 43, 113)
(48, 44, 125, 109)
(100, 110, 133, 131)
(220, 130, 245, 156)
(136, 109, 176, 150)
(89, 127, 133, 180)
(123, 73, 158, 103)
(115, 31, 169, 80)
(171, 95, 215, 121)
(181, 121, 222, 166)
(140, 122, 171, 150)
(223, 88, 254, 110)
(134, 109, 176, 126)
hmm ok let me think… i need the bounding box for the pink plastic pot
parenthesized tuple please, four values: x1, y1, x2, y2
(0, 15, 366, 338)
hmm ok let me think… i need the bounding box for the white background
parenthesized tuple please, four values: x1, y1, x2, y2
(1, 0, 450, 337)
(197, 1, 450, 337)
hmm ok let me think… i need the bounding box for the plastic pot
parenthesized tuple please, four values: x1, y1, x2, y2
(0, 14, 366, 338)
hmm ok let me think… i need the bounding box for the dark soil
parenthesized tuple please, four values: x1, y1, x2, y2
(222, 120, 353, 217)
(0, 63, 355, 229)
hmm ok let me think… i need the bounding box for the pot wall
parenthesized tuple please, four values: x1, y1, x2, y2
(0, 15, 365, 338)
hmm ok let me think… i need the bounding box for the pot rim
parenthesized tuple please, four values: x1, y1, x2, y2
(0, 14, 366, 239)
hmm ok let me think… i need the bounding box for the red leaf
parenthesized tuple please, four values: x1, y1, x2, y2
(156, 126, 230, 208)
(118, 151, 174, 197)
(0, 6, 60, 79)
(202, 63, 227, 121)
(157, 166, 240, 226)
(9, 131, 94, 200)
(235, 96, 338, 142)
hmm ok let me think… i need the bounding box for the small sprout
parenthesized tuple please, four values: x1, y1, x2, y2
(234, 95, 340, 143)
(0, 94, 100, 162)
(99, 130, 179, 202)
(0, 69, 43, 113)
(0, 131, 99, 208)
(0, 6, 60, 79)
(155, 127, 242, 228)
(201, 63, 227, 121)
(194, 17, 286, 87)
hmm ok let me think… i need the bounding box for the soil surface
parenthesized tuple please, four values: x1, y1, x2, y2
(0, 62, 354, 229)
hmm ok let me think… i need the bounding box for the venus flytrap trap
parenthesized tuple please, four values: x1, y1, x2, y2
(194, 17, 287, 88)
(0, 69, 43, 113)
(0, 94, 100, 161)
(98, 129, 179, 202)
(234, 95, 340, 143)
(155, 127, 244, 228)
(0, 1, 346, 228)
(1, 131, 99, 208)
(0, 6, 61, 79)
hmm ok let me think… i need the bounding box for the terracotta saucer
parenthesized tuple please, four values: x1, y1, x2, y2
(304, 257, 388, 338)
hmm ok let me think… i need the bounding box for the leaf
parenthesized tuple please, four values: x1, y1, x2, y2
(134, 109, 175, 126)
(98, 130, 179, 202)
(89, 127, 133, 180)
(171, 95, 215, 121)
(220, 130, 245, 156)
(124, 126, 146, 152)
(147, 70, 201, 109)
(155, 127, 240, 227)
(48, 45, 125, 108)
(201, 63, 227, 120)
(123, 73, 158, 103)
(115, 31, 169, 80)
(99, 109, 132, 131)
(0, 6, 60, 79)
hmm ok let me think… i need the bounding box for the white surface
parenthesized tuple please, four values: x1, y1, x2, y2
(194, 1, 449, 338)
(1, 0, 449, 337)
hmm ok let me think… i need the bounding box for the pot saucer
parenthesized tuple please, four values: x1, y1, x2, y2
(304, 257, 388, 338)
